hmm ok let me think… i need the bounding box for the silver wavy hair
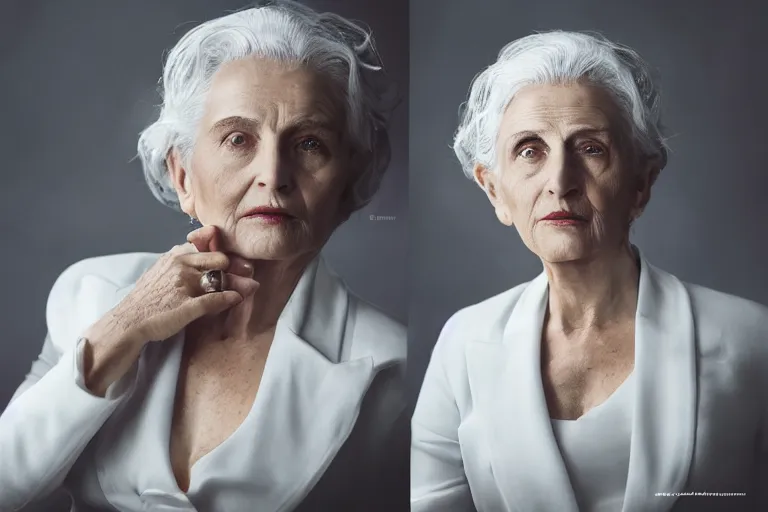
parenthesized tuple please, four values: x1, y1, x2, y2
(453, 31, 668, 181)
(137, 0, 395, 212)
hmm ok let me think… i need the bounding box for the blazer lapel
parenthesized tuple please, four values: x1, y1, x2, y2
(91, 280, 199, 510)
(466, 273, 579, 512)
(96, 331, 192, 511)
(190, 255, 377, 511)
(622, 253, 697, 512)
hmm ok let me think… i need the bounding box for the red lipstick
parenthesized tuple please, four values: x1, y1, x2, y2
(243, 206, 294, 225)
(541, 210, 588, 226)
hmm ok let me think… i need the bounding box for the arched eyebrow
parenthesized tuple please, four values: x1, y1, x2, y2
(568, 127, 612, 140)
(208, 116, 259, 137)
(285, 116, 340, 140)
(207, 115, 341, 140)
(507, 127, 611, 142)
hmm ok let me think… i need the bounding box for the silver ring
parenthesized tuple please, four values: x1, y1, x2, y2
(199, 270, 226, 294)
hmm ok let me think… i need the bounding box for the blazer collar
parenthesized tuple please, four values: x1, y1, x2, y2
(466, 247, 696, 512)
(280, 255, 349, 363)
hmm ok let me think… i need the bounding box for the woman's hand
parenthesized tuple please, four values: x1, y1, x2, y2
(118, 225, 258, 342)
(80, 225, 259, 396)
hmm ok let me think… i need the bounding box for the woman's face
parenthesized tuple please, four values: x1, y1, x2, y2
(475, 82, 656, 264)
(169, 57, 355, 261)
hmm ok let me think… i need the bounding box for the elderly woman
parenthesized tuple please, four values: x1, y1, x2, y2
(0, 1, 406, 511)
(411, 31, 768, 512)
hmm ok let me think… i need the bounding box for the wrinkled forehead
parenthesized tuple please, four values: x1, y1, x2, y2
(201, 57, 347, 131)
(500, 82, 624, 138)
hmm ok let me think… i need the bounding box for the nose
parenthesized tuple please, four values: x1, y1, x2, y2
(545, 148, 581, 198)
(252, 135, 292, 193)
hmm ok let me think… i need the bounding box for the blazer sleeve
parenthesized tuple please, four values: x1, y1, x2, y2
(410, 318, 476, 512)
(0, 266, 139, 512)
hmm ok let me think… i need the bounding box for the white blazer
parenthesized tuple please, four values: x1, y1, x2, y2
(411, 250, 768, 512)
(0, 252, 407, 512)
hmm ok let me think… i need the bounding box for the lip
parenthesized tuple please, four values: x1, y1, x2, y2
(541, 210, 588, 223)
(243, 206, 294, 218)
(242, 206, 295, 225)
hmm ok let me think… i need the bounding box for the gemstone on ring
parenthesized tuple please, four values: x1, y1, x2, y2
(199, 270, 225, 293)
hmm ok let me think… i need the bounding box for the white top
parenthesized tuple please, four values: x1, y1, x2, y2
(551, 373, 635, 512)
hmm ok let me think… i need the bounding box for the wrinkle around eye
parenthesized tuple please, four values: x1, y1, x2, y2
(579, 144, 607, 156)
(297, 137, 323, 152)
(515, 146, 546, 162)
(222, 131, 256, 152)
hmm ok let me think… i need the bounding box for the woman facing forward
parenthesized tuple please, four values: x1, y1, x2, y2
(0, 1, 406, 511)
(411, 31, 768, 512)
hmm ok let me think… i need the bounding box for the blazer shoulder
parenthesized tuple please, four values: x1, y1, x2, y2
(685, 281, 768, 341)
(436, 279, 532, 353)
(347, 292, 406, 367)
(45, 252, 162, 353)
(49, 252, 162, 292)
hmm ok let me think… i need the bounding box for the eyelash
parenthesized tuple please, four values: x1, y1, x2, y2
(223, 132, 251, 149)
(517, 144, 544, 159)
(580, 144, 605, 156)
(297, 137, 323, 153)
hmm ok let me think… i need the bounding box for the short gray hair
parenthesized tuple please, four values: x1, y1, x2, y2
(453, 30, 668, 180)
(137, 0, 395, 212)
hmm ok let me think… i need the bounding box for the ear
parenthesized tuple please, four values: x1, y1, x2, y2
(166, 148, 196, 217)
(632, 157, 662, 219)
(335, 149, 372, 224)
(474, 163, 513, 226)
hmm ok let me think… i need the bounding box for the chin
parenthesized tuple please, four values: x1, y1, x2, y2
(229, 219, 318, 259)
(530, 235, 597, 264)
(231, 233, 313, 261)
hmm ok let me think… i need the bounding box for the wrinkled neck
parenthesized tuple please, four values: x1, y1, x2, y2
(543, 243, 639, 334)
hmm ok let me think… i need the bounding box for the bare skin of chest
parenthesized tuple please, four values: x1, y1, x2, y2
(540, 323, 635, 421)
(169, 338, 270, 492)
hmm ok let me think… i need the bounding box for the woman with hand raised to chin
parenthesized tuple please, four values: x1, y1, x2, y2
(0, 2, 406, 511)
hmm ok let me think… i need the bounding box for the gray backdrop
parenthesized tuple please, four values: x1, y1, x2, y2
(408, 0, 768, 403)
(0, 0, 407, 509)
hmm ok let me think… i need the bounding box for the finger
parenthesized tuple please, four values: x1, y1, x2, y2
(220, 273, 260, 297)
(183, 290, 244, 319)
(186, 225, 219, 252)
(169, 242, 198, 256)
(208, 227, 224, 253)
(226, 254, 254, 278)
(179, 251, 231, 271)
